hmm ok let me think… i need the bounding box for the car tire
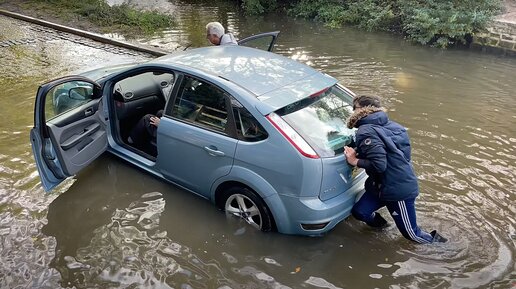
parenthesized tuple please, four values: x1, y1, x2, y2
(222, 187, 273, 232)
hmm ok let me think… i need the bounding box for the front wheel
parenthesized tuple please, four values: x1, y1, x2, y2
(222, 187, 273, 232)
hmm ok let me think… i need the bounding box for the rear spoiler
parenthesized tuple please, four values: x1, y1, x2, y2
(255, 73, 337, 115)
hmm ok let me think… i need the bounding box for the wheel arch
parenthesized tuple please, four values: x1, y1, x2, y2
(214, 181, 246, 208)
(210, 166, 276, 201)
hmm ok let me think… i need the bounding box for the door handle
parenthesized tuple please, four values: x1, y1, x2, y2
(204, 146, 225, 157)
(85, 107, 94, 116)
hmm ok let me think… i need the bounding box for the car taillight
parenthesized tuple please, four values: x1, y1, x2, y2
(266, 113, 319, 159)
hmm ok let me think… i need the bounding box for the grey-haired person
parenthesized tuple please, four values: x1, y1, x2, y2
(344, 95, 447, 243)
(206, 21, 238, 46)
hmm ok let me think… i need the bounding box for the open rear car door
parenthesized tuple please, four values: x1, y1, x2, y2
(30, 76, 107, 191)
(238, 31, 280, 52)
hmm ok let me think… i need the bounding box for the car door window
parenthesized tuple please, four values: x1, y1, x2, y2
(44, 81, 95, 120)
(239, 35, 274, 50)
(170, 76, 228, 133)
(231, 97, 268, 142)
(238, 31, 280, 51)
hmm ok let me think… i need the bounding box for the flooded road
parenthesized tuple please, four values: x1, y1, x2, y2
(1, 0, 515, 287)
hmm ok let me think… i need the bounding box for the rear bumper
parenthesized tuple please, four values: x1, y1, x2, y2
(267, 172, 366, 235)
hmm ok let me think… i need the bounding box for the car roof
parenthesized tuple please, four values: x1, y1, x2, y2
(151, 46, 337, 113)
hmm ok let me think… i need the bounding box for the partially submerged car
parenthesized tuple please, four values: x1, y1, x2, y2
(30, 32, 366, 235)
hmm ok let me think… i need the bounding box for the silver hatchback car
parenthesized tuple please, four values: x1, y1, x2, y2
(30, 33, 366, 235)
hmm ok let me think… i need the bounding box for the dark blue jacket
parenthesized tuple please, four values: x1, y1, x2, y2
(351, 109, 419, 201)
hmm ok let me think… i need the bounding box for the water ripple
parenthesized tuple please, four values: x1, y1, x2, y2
(1, 2, 516, 288)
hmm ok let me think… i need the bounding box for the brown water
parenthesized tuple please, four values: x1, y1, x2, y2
(0, 0, 515, 288)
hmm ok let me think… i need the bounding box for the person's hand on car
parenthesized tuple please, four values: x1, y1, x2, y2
(344, 146, 358, 166)
(150, 116, 161, 127)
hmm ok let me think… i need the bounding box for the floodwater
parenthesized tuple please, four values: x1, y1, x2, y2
(0, 0, 515, 288)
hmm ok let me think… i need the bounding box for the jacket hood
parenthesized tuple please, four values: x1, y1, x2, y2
(347, 106, 387, 128)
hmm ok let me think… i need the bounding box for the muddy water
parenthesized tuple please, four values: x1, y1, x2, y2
(0, 0, 515, 287)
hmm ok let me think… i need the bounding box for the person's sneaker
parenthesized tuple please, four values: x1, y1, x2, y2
(430, 230, 448, 243)
(367, 213, 389, 229)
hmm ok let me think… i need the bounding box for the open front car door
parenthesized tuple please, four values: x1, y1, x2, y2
(30, 76, 107, 191)
(238, 31, 280, 52)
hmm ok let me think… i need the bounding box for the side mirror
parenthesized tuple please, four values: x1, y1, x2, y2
(68, 86, 92, 100)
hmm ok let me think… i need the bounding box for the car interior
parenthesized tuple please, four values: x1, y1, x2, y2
(110, 70, 269, 161)
(171, 77, 229, 132)
(171, 77, 269, 142)
(112, 71, 175, 159)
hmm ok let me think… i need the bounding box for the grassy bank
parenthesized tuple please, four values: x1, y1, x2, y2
(0, 0, 174, 36)
(240, 0, 503, 48)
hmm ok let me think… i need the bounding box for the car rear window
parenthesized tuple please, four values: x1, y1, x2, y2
(276, 85, 355, 158)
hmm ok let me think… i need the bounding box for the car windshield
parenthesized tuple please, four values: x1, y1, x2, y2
(276, 85, 355, 158)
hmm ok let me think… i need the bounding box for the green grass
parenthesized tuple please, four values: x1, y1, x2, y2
(26, 0, 174, 35)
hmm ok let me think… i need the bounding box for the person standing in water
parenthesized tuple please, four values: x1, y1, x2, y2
(344, 95, 447, 243)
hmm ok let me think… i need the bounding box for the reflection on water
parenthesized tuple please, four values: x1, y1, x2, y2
(1, 0, 516, 287)
(41, 155, 412, 289)
(42, 158, 231, 288)
(0, 15, 152, 289)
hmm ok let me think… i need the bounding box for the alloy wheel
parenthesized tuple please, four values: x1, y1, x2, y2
(225, 193, 263, 230)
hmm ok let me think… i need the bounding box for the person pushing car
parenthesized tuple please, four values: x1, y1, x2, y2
(344, 95, 447, 243)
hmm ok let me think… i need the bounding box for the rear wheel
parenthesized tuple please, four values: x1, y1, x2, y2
(222, 187, 273, 232)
